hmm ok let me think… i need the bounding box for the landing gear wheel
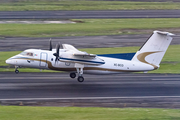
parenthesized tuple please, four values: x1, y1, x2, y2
(15, 70, 19, 74)
(70, 73, 76, 78)
(77, 76, 84, 82)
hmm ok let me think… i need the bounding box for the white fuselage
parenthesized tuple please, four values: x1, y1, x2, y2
(6, 49, 155, 74)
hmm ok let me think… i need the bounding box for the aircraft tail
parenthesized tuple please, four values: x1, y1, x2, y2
(132, 30, 174, 69)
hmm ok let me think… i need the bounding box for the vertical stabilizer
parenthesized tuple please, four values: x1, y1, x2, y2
(132, 31, 174, 69)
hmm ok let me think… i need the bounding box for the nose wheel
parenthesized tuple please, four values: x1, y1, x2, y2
(15, 70, 19, 74)
(15, 66, 19, 74)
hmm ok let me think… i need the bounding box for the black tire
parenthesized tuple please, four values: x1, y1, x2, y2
(15, 70, 19, 74)
(77, 76, 84, 82)
(70, 73, 76, 78)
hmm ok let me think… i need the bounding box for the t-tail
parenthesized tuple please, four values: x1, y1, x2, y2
(132, 30, 174, 70)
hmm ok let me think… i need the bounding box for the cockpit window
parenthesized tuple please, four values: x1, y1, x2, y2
(20, 52, 34, 56)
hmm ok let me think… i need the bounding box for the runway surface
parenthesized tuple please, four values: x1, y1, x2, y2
(0, 72, 180, 108)
(1, 34, 180, 51)
(1, 10, 180, 19)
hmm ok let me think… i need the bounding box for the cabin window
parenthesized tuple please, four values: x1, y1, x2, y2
(20, 52, 34, 56)
(20, 52, 26, 56)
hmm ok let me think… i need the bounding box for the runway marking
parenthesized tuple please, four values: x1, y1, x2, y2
(164, 82, 180, 85)
(0, 81, 169, 88)
(152, 79, 180, 81)
(0, 21, 76, 24)
(1, 96, 180, 101)
(0, 77, 68, 79)
(1, 75, 179, 80)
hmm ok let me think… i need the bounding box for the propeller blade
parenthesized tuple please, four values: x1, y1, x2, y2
(49, 39, 52, 51)
(53, 42, 60, 63)
(56, 43, 60, 56)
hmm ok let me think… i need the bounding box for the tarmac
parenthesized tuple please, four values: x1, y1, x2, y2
(0, 72, 180, 108)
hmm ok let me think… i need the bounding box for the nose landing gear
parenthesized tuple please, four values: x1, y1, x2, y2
(15, 66, 19, 74)
(15, 70, 19, 74)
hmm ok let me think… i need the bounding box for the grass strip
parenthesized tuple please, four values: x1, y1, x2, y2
(0, 0, 180, 11)
(1, 45, 180, 73)
(0, 18, 180, 37)
(0, 106, 180, 120)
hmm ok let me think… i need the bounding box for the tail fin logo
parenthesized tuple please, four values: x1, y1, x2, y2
(137, 51, 162, 69)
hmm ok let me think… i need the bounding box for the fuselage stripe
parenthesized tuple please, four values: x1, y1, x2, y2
(59, 57, 105, 64)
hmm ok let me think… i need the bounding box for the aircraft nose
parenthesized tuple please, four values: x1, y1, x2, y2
(6, 59, 12, 64)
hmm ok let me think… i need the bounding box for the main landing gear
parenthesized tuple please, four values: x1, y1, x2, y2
(70, 63, 85, 82)
(15, 66, 19, 74)
(77, 76, 84, 82)
(70, 72, 76, 78)
(70, 72, 84, 82)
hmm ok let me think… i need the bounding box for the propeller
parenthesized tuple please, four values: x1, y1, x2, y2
(53, 42, 60, 63)
(49, 38, 52, 51)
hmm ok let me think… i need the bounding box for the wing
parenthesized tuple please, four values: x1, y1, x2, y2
(73, 53, 96, 57)
(60, 44, 105, 65)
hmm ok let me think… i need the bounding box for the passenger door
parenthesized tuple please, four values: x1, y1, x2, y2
(39, 52, 47, 67)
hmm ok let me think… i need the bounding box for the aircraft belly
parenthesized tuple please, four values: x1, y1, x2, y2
(83, 70, 121, 74)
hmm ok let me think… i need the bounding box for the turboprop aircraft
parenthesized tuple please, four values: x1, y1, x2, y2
(6, 31, 174, 82)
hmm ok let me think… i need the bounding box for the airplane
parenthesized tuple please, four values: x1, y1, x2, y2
(6, 30, 174, 82)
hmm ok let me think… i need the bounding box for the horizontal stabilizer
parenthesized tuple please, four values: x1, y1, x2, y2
(155, 30, 175, 36)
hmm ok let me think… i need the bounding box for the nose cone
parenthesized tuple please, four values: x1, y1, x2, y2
(6, 59, 12, 65)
